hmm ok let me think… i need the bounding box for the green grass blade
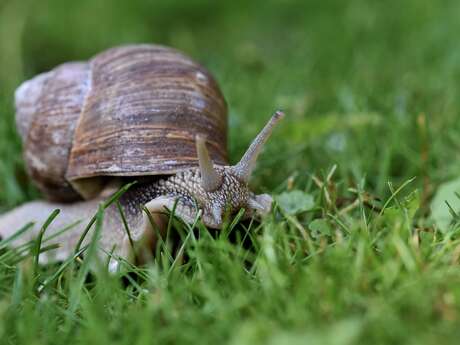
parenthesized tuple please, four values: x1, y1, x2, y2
(31, 209, 60, 286)
(74, 181, 136, 254)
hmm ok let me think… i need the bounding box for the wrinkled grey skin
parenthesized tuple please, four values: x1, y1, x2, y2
(143, 167, 273, 228)
(0, 111, 283, 271)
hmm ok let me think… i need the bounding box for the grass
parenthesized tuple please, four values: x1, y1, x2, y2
(2, 0, 460, 344)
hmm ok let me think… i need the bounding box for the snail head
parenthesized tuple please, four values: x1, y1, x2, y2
(156, 110, 284, 228)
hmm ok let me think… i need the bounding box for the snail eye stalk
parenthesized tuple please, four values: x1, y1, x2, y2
(196, 135, 223, 192)
(232, 110, 285, 183)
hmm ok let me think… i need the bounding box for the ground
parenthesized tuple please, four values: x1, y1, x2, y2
(1, 0, 460, 344)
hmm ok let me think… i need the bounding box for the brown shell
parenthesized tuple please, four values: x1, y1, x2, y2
(15, 44, 228, 201)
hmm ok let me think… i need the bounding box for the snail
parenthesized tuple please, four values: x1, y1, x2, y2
(0, 44, 283, 270)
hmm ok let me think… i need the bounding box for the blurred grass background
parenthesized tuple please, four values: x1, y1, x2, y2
(2, 0, 460, 344)
(2, 0, 460, 208)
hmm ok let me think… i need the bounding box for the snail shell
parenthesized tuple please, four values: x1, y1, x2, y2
(15, 44, 228, 202)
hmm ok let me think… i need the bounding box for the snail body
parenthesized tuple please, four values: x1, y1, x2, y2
(0, 44, 283, 270)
